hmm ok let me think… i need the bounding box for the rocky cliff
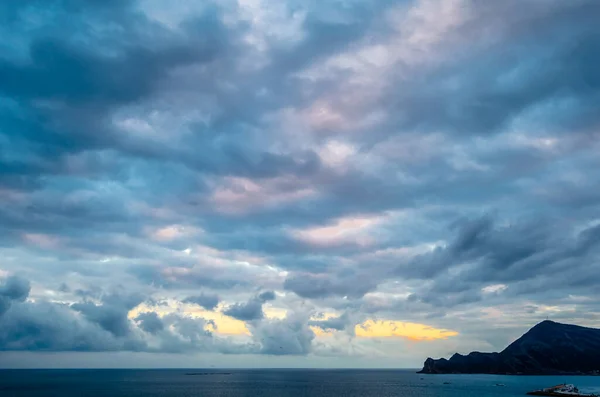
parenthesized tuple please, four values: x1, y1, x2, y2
(418, 320, 600, 375)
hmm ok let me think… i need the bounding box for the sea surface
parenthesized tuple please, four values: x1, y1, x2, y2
(1, 369, 600, 397)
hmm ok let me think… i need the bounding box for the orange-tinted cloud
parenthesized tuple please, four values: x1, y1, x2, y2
(355, 320, 458, 341)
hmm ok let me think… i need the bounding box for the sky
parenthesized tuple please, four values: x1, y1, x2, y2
(0, 0, 599, 369)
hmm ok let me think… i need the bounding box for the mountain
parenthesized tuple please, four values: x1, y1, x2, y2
(418, 320, 600, 375)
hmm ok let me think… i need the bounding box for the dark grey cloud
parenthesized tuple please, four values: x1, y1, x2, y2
(309, 312, 352, 332)
(258, 290, 276, 302)
(134, 312, 164, 335)
(223, 300, 264, 321)
(395, 216, 600, 313)
(0, 39, 205, 105)
(127, 264, 251, 291)
(269, 1, 392, 74)
(0, 0, 322, 206)
(0, 300, 145, 352)
(284, 272, 378, 299)
(370, 1, 600, 141)
(223, 292, 277, 321)
(0, 276, 30, 301)
(71, 292, 145, 337)
(182, 293, 221, 311)
(58, 282, 71, 293)
(0, 276, 31, 317)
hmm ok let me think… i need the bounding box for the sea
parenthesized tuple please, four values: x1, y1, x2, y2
(1, 369, 600, 397)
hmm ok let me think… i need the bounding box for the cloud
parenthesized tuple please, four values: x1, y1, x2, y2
(0, 298, 255, 354)
(134, 312, 164, 335)
(284, 272, 378, 299)
(0, 38, 205, 105)
(183, 293, 221, 311)
(71, 292, 145, 337)
(209, 176, 318, 215)
(309, 312, 353, 333)
(1, 0, 600, 367)
(407, 215, 600, 288)
(355, 320, 458, 341)
(0, 276, 31, 316)
(224, 301, 263, 321)
(291, 214, 385, 248)
(249, 312, 315, 355)
(258, 290, 276, 302)
(0, 275, 30, 302)
(223, 291, 277, 321)
(0, 277, 251, 354)
(0, 300, 145, 352)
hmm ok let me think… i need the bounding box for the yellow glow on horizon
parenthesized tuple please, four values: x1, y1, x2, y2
(200, 311, 251, 335)
(128, 303, 172, 319)
(355, 320, 458, 341)
(310, 326, 334, 337)
(264, 307, 287, 319)
(129, 305, 457, 341)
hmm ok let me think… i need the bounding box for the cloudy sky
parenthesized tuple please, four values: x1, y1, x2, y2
(1, 0, 599, 368)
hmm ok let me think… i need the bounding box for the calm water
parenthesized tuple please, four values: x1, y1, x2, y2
(1, 369, 600, 397)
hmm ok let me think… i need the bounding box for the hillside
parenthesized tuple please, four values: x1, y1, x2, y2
(418, 321, 600, 375)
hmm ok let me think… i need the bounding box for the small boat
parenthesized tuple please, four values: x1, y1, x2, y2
(495, 383, 506, 387)
(526, 383, 597, 397)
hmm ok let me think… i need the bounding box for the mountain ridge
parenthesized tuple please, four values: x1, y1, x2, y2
(418, 320, 600, 375)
